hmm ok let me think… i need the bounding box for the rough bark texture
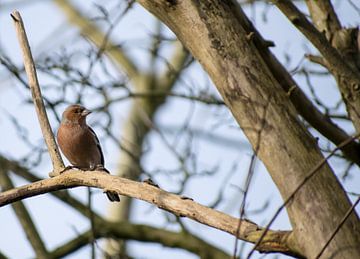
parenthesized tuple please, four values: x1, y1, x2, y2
(231, 6, 360, 166)
(305, 0, 360, 130)
(274, 0, 360, 133)
(136, 0, 360, 258)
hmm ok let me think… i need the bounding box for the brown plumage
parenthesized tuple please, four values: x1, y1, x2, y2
(57, 104, 120, 202)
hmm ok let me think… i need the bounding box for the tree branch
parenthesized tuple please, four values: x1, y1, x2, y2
(272, 0, 360, 132)
(49, 221, 232, 259)
(305, 0, 341, 41)
(110, 90, 225, 106)
(0, 169, 302, 257)
(11, 11, 64, 175)
(232, 5, 360, 166)
(0, 156, 231, 258)
(53, 0, 139, 78)
(272, 0, 358, 78)
(0, 170, 49, 259)
(0, 251, 8, 259)
(135, 1, 360, 258)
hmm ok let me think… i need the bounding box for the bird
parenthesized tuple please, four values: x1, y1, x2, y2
(57, 104, 120, 202)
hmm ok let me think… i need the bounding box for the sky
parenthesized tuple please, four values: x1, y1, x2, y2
(0, 1, 359, 259)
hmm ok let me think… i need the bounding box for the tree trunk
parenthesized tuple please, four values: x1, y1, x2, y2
(136, 0, 360, 258)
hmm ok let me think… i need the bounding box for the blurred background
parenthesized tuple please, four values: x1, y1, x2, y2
(0, 0, 359, 258)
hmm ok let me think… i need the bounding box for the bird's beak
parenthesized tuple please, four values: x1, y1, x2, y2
(81, 109, 92, 117)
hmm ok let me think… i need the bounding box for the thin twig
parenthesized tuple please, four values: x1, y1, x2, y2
(11, 10, 64, 176)
(110, 91, 225, 106)
(233, 95, 270, 259)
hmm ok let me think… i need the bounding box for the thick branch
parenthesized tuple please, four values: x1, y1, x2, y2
(0, 251, 8, 259)
(305, 0, 341, 41)
(272, 0, 358, 78)
(0, 170, 301, 257)
(135, 1, 360, 258)
(1, 160, 230, 259)
(11, 11, 64, 174)
(232, 6, 360, 166)
(272, 0, 360, 132)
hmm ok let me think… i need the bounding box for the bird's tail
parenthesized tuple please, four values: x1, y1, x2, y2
(106, 191, 120, 202)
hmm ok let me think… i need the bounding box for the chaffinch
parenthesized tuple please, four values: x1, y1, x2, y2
(57, 104, 120, 202)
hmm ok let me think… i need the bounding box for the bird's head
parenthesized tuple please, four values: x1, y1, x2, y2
(61, 104, 91, 125)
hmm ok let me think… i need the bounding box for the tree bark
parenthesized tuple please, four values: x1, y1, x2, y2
(274, 0, 360, 133)
(136, 1, 360, 258)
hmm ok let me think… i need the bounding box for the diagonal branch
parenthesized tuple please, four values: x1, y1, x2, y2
(0, 169, 302, 258)
(272, 0, 360, 132)
(272, 0, 359, 78)
(0, 251, 8, 259)
(0, 157, 230, 258)
(0, 170, 49, 259)
(304, 0, 341, 41)
(11, 11, 64, 175)
(232, 5, 360, 166)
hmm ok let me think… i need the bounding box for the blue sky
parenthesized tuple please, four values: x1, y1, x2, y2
(0, 1, 359, 258)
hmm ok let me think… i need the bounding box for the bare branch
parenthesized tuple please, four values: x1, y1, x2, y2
(232, 6, 360, 166)
(271, 0, 357, 77)
(0, 251, 8, 259)
(305, 0, 341, 41)
(53, 0, 139, 78)
(0, 170, 49, 259)
(109, 90, 225, 106)
(49, 221, 231, 259)
(272, 0, 360, 132)
(11, 10, 64, 175)
(0, 169, 301, 257)
(0, 156, 230, 258)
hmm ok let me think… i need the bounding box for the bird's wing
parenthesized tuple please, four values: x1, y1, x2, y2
(87, 126, 105, 166)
